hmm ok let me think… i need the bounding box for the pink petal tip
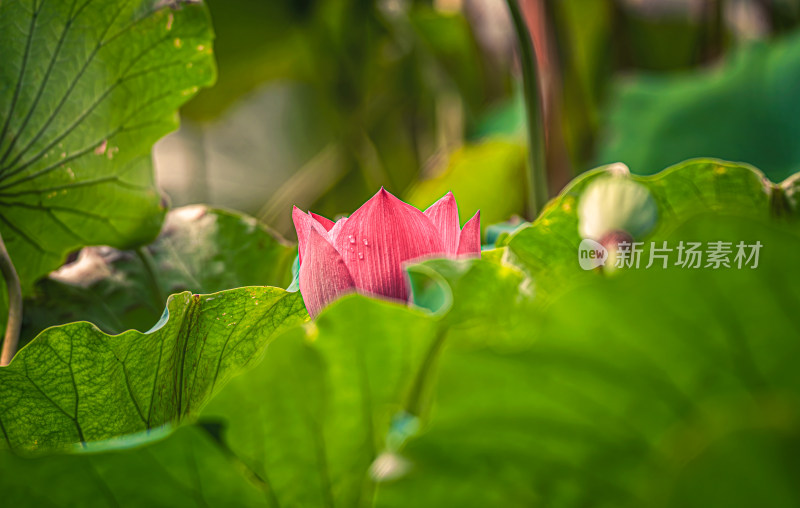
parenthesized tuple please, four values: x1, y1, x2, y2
(310, 212, 335, 231)
(457, 210, 481, 258)
(292, 206, 329, 265)
(424, 191, 460, 255)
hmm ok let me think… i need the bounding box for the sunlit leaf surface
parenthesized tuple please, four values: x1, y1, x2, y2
(0, 287, 306, 449)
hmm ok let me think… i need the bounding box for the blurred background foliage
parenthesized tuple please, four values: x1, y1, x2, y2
(154, 0, 800, 238)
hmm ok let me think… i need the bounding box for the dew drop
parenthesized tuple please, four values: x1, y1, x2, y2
(349, 246, 354, 252)
(348, 235, 355, 244)
(362, 238, 369, 246)
(358, 252, 364, 260)
(174, 38, 182, 48)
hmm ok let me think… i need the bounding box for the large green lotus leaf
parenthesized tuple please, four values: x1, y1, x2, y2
(0, 296, 434, 506)
(597, 31, 800, 182)
(0, 0, 216, 291)
(4, 214, 797, 505)
(502, 159, 780, 300)
(405, 138, 527, 234)
(22, 206, 296, 341)
(375, 215, 800, 507)
(0, 258, 532, 506)
(0, 425, 270, 506)
(200, 296, 440, 507)
(0, 287, 307, 450)
(191, 255, 537, 507)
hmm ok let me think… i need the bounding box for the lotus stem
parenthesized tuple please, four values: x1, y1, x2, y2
(0, 230, 22, 366)
(406, 326, 448, 417)
(505, 0, 548, 218)
(136, 247, 165, 310)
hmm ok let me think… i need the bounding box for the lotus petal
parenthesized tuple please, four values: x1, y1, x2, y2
(299, 227, 356, 317)
(310, 212, 335, 231)
(328, 217, 349, 244)
(424, 191, 460, 255)
(333, 188, 444, 301)
(292, 206, 329, 264)
(457, 211, 481, 257)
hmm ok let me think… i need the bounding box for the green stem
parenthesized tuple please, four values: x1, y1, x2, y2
(0, 231, 22, 366)
(405, 326, 448, 417)
(506, 0, 548, 218)
(136, 247, 165, 311)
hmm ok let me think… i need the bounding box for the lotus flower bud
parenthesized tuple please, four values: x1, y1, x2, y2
(578, 171, 658, 241)
(293, 189, 480, 317)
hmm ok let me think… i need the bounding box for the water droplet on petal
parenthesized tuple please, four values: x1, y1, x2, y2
(349, 247, 354, 252)
(362, 238, 369, 246)
(348, 235, 355, 244)
(358, 252, 364, 260)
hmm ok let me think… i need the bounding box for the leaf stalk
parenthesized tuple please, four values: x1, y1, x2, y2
(506, 0, 548, 218)
(0, 230, 22, 366)
(136, 247, 165, 311)
(405, 326, 448, 417)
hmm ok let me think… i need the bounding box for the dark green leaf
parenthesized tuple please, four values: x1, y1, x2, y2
(22, 206, 297, 340)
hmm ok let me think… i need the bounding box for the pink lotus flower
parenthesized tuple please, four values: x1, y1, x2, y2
(293, 189, 480, 317)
